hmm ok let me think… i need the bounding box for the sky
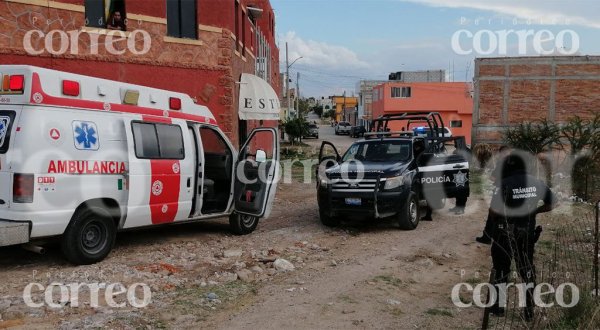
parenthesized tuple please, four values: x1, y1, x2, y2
(271, 0, 600, 97)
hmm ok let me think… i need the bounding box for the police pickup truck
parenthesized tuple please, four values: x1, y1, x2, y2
(316, 112, 470, 229)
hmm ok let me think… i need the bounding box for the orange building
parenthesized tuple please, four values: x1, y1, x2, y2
(371, 82, 474, 144)
(332, 95, 359, 124)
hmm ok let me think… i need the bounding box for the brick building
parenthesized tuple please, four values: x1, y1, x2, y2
(0, 0, 280, 147)
(473, 56, 600, 145)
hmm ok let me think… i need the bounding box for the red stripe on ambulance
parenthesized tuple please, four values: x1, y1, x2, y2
(142, 115, 181, 225)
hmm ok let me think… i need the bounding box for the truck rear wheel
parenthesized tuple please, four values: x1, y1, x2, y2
(229, 212, 259, 235)
(319, 209, 340, 227)
(61, 206, 116, 265)
(398, 192, 420, 230)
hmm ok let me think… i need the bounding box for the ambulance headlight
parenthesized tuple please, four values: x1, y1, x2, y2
(384, 175, 405, 190)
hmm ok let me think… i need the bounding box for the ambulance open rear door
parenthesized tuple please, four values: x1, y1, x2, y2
(233, 128, 279, 218)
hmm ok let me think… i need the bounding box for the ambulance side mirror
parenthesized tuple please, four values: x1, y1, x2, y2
(256, 149, 267, 163)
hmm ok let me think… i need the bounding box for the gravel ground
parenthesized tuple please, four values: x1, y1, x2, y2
(0, 178, 504, 329)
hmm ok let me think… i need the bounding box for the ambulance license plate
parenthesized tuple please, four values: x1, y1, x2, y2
(345, 198, 361, 206)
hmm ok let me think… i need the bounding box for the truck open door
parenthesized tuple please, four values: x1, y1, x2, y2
(317, 141, 341, 185)
(232, 128, 280, 221)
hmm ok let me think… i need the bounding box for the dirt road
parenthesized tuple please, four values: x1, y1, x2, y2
(0, 126, 501, 329)
(0, 177, 498, 329)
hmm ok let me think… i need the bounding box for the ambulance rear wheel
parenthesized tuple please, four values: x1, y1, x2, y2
(62, 207, 116, 265)
(229, 212, 259, 235)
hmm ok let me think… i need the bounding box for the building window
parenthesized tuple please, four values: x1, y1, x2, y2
(242, 10, 246, 55)
(234, 0, 240, 51)
(391, 87, 411, 98)
(167, 0, 198, 39)
(450, 120, 463, 128)
(85, 0, 127, 31)
(270, 12, 275, 37)
(255, 26, 271, 83)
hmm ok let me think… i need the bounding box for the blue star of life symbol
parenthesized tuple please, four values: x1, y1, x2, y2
(73, 121, 99, 150)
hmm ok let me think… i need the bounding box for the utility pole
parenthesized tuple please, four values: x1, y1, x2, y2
(286, 42, 290, 120)
(296, 71, 300, 119)
(343, 91, 346, 122)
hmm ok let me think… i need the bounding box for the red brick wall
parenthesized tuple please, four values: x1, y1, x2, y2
(473, 56, 600, 145)
(507, 80, 551, 122)
(0, 0, 280, 147)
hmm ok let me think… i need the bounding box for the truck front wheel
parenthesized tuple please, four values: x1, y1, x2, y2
(62, 206, 116, 265)
(398, 192, 420, 230)
(229, 212, 259, 235)
(319, 209, 340, 227)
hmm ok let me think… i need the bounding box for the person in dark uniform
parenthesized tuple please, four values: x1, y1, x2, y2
(488, 153, 557, 320)
(476, 146, 511, 244)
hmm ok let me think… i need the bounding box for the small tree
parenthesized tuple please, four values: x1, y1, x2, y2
(561, 116, 595, 155)
(503, 120, 561, 180)
(568, 113, 600, 199)
(503, 120, 561, 155)
(472, 143, 494, 169)
(311, 105, 323, 117)
(284, 117, 309, 145)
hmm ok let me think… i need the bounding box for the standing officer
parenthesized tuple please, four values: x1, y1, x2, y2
(476, 146, 512, 244)
(488, 152, 556, 320)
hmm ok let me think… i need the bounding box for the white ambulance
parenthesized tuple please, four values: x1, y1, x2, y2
(0, 65, 280, 265)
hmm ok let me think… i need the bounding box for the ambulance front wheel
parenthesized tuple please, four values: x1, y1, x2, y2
(61, 206, 117, 265)
(229, 212, 259, 235)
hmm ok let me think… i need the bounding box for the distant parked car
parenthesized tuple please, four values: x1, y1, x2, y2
(350, 125, 366, 138)
(335, 121, 352, 135)
(304, 124, 319, 139)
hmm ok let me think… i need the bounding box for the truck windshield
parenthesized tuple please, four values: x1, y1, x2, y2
(343, 140, 412, 163)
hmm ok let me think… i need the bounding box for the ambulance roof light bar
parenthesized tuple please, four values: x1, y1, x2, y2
(62, 80, 80, 97)
(9, 75, 24, 92)
(0, 74, 25, 94)
(169, 97, 181, 110)
(123, 90, 140, 105)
